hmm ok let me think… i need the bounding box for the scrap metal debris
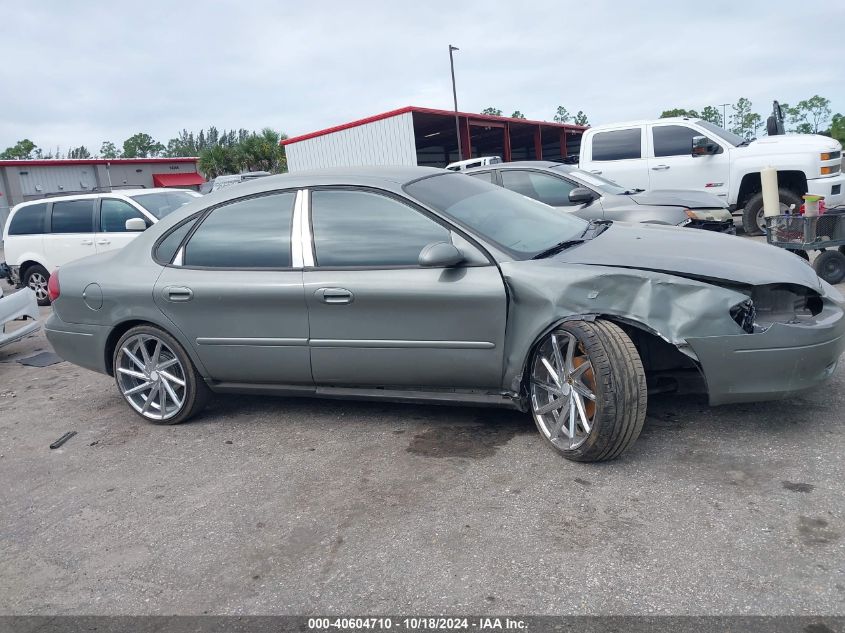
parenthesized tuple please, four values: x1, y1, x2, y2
(50, 431, 77, 450)
(17, 351, 63, 367)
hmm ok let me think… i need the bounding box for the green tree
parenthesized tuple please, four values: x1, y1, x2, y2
(198, 144, 238, 179)
(791, 95, 832, 134)
(68, 146, 91, 159)
(660, 108, 699, 118)
(510, 110, 526, 119)
(699, 106, 722, 126)
(237, 128, 288, 173)
(553, 106, 571, 123)
(165, 129, 198, 157)
(122, 133, 164, 158)
(481, 107, 502, 116)
(828, 113, 845, 145)
(729, 97, 762, 140)
(574, 111, 589, 126)
(0, 139, 38, 159)
(99, 141, 119, 158)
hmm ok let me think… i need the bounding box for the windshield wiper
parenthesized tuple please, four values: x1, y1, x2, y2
(531, 239, 585, 259)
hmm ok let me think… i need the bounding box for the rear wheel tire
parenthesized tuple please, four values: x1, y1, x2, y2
(23, 265, 51, 306)
(742, 189, 803, 236)
(528, 319, 647, 462)
(113, 325, 210, 425)
(813, 249, 845, 285)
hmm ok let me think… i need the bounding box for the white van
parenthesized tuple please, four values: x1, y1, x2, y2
(2, 188, 200, 305)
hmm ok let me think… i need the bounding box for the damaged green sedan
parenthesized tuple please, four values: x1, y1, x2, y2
(45, 167, 845, 462)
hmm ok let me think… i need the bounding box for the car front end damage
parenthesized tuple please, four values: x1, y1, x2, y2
(500, 259, 845, 408)
(0, 288, 41, 349)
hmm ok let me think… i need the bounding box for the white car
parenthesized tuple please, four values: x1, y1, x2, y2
(2, 188, 201, 305)
(446, 156, 502, 172)
(578, 118, 844, 235)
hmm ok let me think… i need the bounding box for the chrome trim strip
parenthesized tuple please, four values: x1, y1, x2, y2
(196, 337, 309, 346)
(290, 189, 304, 269)
(300, 188, 315, 267)
(43, 327, 93, 337)
(310, 339, 495, 349)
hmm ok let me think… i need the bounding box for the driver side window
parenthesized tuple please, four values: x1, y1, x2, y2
(500, 170, 578, 207)
(310, 190, 451, 267)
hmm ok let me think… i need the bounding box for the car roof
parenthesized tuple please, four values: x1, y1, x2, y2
(588, 117, 699, 129)
(10, 188, 196, 209)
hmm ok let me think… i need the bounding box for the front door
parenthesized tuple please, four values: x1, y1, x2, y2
(303, 188, 507, 389)
(95, 197, 152, 254)
(154, 190, 310, 385)
(647, 123, 731, 201)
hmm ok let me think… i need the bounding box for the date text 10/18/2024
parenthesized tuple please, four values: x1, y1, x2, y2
(307, 617, 528, 631)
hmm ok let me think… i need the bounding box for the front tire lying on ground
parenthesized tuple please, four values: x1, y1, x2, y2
(113, 325, 210, 425)
(528, 319, 647, 462)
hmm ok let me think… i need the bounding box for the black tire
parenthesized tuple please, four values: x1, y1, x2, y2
(23, 264, 51, 306)
(813, 249, 845, 285)
(793, 249, 810, 261)
(113, 324, 210, 425)
(527, 319, 647, 462)
(741, 188, 803, 237)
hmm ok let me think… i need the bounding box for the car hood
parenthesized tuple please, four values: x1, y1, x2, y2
(741, 133, 841, 155)
(553, 222, 821, 291)
(624, 189, 727, 209)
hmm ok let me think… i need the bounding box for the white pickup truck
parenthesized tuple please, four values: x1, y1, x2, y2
(578, 118, 844, 235)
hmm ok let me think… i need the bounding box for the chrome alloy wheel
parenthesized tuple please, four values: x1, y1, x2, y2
(755, 202, 789, 232)
(27, 271, 49, 302)
(530, 331, 597, 450)
(116, 334, 187, 421)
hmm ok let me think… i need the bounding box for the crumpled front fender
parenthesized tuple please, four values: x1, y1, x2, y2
(500, 260, 749, 393)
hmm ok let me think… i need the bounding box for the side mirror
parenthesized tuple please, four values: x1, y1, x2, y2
(568, 187, 595, 205)
(125, 218, 147, 231)
(692, 135, 719, 156)
(418, 241, 464, 268)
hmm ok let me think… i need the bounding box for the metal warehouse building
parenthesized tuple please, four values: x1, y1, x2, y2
(281, 106, 586, 171)
(0, 157, 203, 228)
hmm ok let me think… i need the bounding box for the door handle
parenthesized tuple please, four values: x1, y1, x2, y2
(651, 165, 670, 171)
(590, 170, 602, 175)
(96, 239, 110, 245)
(315, 287, 353, 304)
(80, 239, 93, 245)
(164, 286, 193, 302)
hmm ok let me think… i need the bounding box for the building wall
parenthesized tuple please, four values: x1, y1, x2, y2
(286, 112, 416, 172)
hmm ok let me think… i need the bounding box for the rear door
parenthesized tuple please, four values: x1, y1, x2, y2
(581, 127, 649, 191)
(154, 190, 310, 385)
(303, 187, 507, 389)
(95, 197, 153, 254)
(3, 202, 47, 268)
(43, 198, 96, 268)
(647, 123, 730, 200)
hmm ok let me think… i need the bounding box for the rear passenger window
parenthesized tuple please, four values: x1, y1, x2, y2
(51, 200, 94, 233)
(592, 129, 642, 161)
(184, 192, 295, 268)
(8, 203, 46, 235)
(155, 216, 198, 264)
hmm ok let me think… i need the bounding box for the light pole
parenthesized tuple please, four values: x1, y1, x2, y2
(719, 103, 730, 129)
(449, 44, 462, 161)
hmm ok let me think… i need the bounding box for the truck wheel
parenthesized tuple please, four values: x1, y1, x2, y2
(528, 319, 647, 462)
(813, 250, 845, 285)
(742, 189, 803, 236)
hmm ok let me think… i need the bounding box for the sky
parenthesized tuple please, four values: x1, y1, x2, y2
(2, 0, 844, 154)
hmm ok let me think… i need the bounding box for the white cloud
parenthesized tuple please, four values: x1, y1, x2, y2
(1, 0, 843, 152)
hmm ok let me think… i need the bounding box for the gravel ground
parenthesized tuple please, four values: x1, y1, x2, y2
(1, 242, 844, 616)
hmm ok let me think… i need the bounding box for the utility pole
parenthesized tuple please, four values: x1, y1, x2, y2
(449, 45, 462, 161)
(719, 103, 730, 129)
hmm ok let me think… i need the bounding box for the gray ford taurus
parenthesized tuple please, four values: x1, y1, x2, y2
(44, 167, 845, 462)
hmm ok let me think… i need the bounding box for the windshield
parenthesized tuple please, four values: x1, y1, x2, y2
(695, 120, 745, 147)
(130, 191, 197, 218)
(555, 167, 628, 195)
(405, 173, 587, 258)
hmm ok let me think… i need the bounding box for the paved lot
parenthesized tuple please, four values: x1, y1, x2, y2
(1, 248, 844, 616)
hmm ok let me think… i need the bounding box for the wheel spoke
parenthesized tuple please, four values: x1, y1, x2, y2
(117, 367, 147, 380)
(157, 357, 179, 371)
(160, 377, 182, 408)
(564, 334, 576, 374)
(535, 396, 566, 415)
(532, 378, 562, 396)
(551, 334, 565, 375)
(572, 380, 596, 401)
(124, 381, 153, 396)
(121, 347, 146, 371)
(568, 397, 577, 446)
(141, 386, 156, 414)
(549, 408, 567, 439)
(158, 383, 167, 419)
(571, 361, 590, 379)
(574, 393, 591, 433)
(159, 370, 185, 387)
(540, 357, 562, 386)
(138, 337, 152, 369)
(151, 340, 162, 368)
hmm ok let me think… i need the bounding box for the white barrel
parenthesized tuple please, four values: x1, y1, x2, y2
(761, 167, 780, 217)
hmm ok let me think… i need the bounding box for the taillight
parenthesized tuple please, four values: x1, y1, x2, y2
(47, 270, 60, 302)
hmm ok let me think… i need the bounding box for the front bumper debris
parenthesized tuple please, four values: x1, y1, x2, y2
(0, 288, 41, 349)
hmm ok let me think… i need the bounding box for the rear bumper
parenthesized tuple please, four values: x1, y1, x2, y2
(0, 288, 40, 349)
(807, 173, 845, 207)
(44, 311, 110, 374)
(687, 299, 845, 405)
